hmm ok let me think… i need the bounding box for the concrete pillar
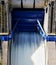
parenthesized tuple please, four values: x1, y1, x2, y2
(47, 42, 56, 65)
(52, 0, 56, 32)
(2, 41, 8, 65)
(44, 1, 56, 65)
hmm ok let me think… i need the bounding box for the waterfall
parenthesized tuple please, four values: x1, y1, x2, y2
(11, 32, 43, 65)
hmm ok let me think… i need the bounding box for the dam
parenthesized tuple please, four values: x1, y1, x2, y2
(0, 0, 56, 65)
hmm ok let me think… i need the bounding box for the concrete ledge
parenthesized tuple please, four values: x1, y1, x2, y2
(47, 33, 56, 35)
(0, 33, 9, 35)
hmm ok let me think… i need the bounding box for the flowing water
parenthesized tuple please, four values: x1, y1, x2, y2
(11, 32, 43, 65)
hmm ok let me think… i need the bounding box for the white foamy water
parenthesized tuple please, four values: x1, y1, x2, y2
(11, 32, 44, 65)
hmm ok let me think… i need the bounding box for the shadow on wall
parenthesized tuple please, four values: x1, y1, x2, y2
(11, 32, 44, 65)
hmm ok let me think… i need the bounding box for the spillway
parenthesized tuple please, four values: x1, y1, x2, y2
(1, 0, 56, 65)
(11, 33, 43, 65)
(10, 8, 44, 65)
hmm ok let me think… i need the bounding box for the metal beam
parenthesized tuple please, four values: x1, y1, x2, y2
(37, 19, 56, 41)
(0, 34, 11, 41)
(46, 35, 56, 41)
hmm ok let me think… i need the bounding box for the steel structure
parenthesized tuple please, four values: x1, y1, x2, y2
(1, 10, 56, 41)
(0, 0, 56, 41)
